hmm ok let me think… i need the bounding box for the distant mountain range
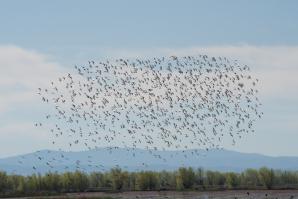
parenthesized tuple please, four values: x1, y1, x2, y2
(1, 148, 298, 175)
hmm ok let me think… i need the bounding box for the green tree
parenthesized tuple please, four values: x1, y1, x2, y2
(127, 172, 137, 191)
(42, 172, 62, 192)
(225, 172, 240, 189)
(242, 169, 260, 188)
(89, 172, 104, 188)
(176, 167, 195, 190)
(205, 170, 225, 188)
(16, 176, 26, 194)
(259, 167, 275, 189)
(280, 170, 298, 185)
(0, 171, 8, 194)
(110, 168, 129, 191)
(73, 171, 89, 191)
(194, 168, 204, 187)
(61, 172, 73, 191)
(26, 174, 39, 193)
(159, 170, 176, 190)
(136, 171, 159, 190)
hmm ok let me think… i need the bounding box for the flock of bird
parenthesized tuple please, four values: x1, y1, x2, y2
(25, 55, 263, 172)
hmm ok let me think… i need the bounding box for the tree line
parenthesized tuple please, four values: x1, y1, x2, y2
(1, 167, 298, 197)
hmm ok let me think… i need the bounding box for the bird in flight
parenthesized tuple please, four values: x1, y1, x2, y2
(31, 55, 263, 173)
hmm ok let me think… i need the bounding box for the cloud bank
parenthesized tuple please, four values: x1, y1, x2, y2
(0, 45, 65, 112)
(0, 45, 297, 157)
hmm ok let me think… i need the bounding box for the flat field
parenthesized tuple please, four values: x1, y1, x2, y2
(7, 190, 298, 199)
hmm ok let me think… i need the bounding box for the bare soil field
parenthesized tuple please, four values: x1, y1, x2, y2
(6, 190, 298, 199)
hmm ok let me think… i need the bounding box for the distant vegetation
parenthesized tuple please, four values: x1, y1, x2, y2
(1, 167, 298, 197)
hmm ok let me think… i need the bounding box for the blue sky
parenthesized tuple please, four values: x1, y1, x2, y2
(0, 0, 297, 158)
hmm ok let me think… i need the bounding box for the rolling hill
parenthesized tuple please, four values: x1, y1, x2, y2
(0, 148, 298, 175)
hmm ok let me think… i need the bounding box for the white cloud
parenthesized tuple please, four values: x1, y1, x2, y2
(0, 45, 66, 112)
(6, 45, 297, 111)
(189, 46, 298, 99)
(0, 45, 297, 157)
(102, 45, 298, 99)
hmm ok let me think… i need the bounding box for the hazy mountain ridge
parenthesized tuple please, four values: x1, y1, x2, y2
(0, 148, 298, 175)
